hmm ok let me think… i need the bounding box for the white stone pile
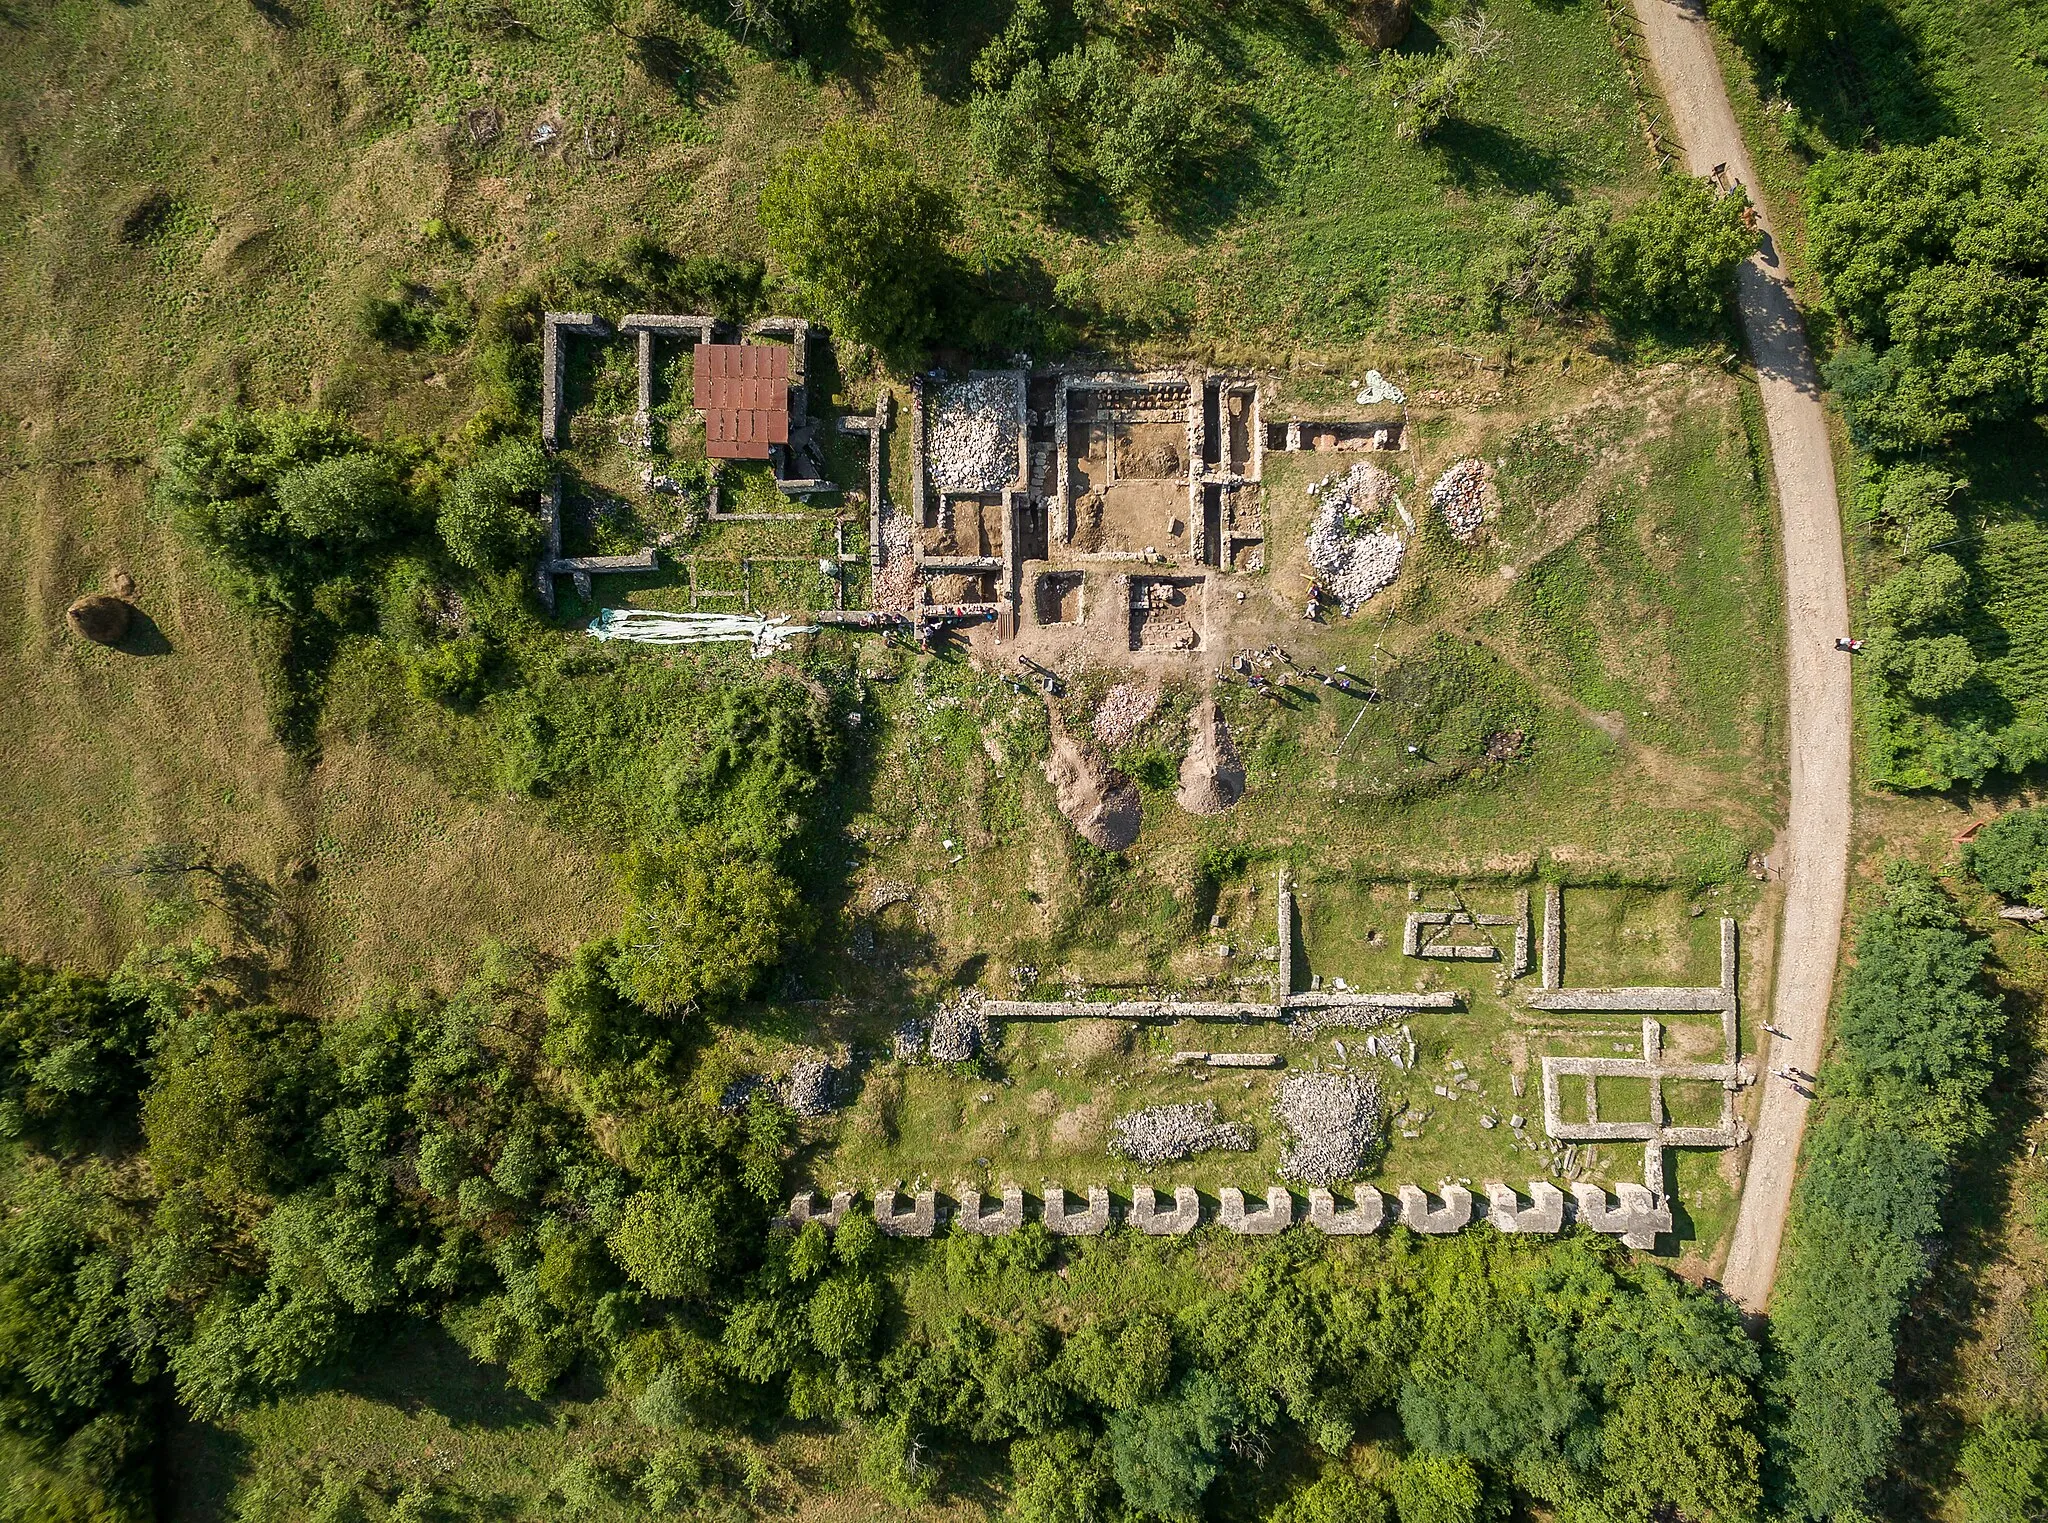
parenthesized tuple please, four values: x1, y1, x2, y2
(1110, 1101, 1253, 1165)
(1306, 462, 1407, 614)
(928, 376, 1019, 493)
(1430, 458, 1491, 544)
(782, 1058, 838, 1117)
(928, 993, 990, 1063)
(1092, 682, 1159, 751)
(1274, 1071, 1382, 1185)
(892, 1019, 927, 1063)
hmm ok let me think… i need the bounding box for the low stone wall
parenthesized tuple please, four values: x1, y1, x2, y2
(1308, 1185, 1384, 1234)
(955, 1185, 1025, 1236)
(874, 1188, 937, 1238)
(1043, 1184, 1112, 1235)
(1524, 987, 1731, 1013)
(1572, 1182, 1671, 1250)
(1487, 1181, 1565, 1234)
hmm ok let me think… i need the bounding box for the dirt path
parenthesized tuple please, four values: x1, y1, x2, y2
(1627, 0, 1853, 1312)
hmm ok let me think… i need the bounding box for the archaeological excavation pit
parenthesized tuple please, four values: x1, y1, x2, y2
(1036, 571, 1084, 626)
(1129, 575, 1206, 652)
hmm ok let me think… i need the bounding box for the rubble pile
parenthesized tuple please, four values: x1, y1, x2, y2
(929, 993, 990, 1063)
(782, 1058, 838, 1117)
(874, 508, 918, 613)
(927, 376, 1019, 493)
(1110, 1101, 1253, 1165)
(1273, 1071, 1383, 1184)
(1306, 462, 1407, 614)
(892, 1019, 927, 1062)
(1092, 682, 1159, 751)
(1430, 458, 1492, 544)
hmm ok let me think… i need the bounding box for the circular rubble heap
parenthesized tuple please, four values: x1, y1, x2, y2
(1110, 1101, 1253, 1165)
(1430, 458, 1492, 544)
(927, 375, 1020, 494)
(929, 993, 991, 1063)
(1305, 462, 1407, 614)
(1273, 1071, 1382, 1185)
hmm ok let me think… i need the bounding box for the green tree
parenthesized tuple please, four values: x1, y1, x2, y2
(0, 959, 152, 1146)
(606, 839, 805, 1016)
(608, 1187, 725, 1300)
(1599, 1369, 1763, 1523)
(806, 1272, 882, 1361)
(273, 452, 405, 547)
(1959, 1411, 2048, 1523)
(1963, 807, 2048, 903)
(1708, 0, 1852, 56)
(1270, 1467, 1395, 1523)
(1478, 196, 1609, 320)
(1597, 175, 1757, 332)
(1389, 1453, 1488, 1523)
(1379, 49, 1475, 144)
(1866, 552, 1967, 631)
(437, 436, 550, 572)
(1861, 462, 1963, 557)
(1107, 1370, 1242, 1518)
(1010, 1429, 1116, 1523)
(758, 123, 956, 361)
(1087, 36, 1237, 214)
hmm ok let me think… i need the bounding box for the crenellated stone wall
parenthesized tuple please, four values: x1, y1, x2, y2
(768, 1181, 1671, 1247)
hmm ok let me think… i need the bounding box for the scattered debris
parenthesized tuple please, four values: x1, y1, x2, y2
(1110, 1101, 1253, 1164)
(1429, 458, 1494, 544)
(1306, 462, 1407, 614)
(1274, 1071, 1383, 1185)
(927, 375, 1019, 493)
(1092, 681, 1160, 751)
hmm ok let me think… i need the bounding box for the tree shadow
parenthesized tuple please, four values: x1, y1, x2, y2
(302, 1319, 555, 1432)
(1430, 118, 1572, 197)
(115, 608, 173, 656)
(1773, 7, 1959, 150)
(632, 26, 735, 109)
(1877, 966, 2045, 1516)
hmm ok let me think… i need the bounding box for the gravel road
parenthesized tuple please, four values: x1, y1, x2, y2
(1628, 0, 1852, 1314)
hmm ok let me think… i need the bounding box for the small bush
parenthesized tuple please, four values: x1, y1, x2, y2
(1964, 808, 2048, 904)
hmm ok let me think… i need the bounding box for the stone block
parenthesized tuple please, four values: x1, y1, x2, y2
(1042, 1184, 1112, 1235)
(1129, 1185, 1201, 1235)
(1308, 1185, 1385, 1234)
(1485, 1181, 1564, 1235)
(955, 1185, 1024, 1236)
(1220, 1186, 1293, 1235)
(773, 1189, 854, 1231)
(1398, 1184, 1473, 1234)
(874, 1188, 938, 1238)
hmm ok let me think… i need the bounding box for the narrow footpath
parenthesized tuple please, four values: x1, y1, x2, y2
(1626, 0, 1854, 1312)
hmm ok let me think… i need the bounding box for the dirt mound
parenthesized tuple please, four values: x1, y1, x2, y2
(1092, 681, 1158, 751)
(1045, 716, 1141, 851)
(66, 594, 131, 646)
(1176, 701, 1245, 816)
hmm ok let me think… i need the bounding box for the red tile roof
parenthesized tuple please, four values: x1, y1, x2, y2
(693, 343, 790, 460)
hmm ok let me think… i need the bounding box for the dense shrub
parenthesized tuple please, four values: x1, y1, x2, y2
(1597, 174, 1757, 333)
(1963, 807, 2048, 904)
(1768, 861, 2004, 1518)
(0, 959, 151, 1146)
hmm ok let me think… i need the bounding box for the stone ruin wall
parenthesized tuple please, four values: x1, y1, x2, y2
(775, 1180, 1671, 1250)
